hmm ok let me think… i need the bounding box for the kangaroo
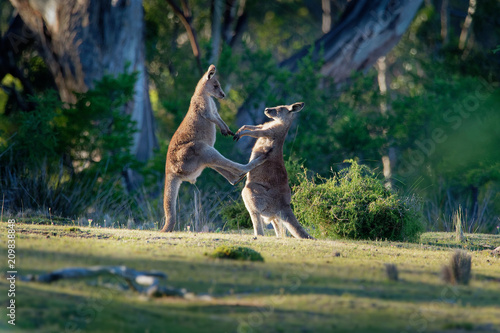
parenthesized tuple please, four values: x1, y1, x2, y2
(162, 65, 268, 232)
(234, 102, 313, 239)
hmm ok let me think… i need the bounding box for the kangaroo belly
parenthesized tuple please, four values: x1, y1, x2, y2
(243, 183, 289, 215)
(166, 140, 207, 181)
(182, 167, 204, 184)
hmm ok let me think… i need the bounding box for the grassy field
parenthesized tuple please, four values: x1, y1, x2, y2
(1, 221, 500, 333)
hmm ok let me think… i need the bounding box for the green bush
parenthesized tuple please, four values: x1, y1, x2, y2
(208, 245, 264, 262)
(292, 160, 424, 242)
(220, 195, 253, 230)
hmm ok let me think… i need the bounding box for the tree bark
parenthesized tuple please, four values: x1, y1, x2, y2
(8, 0, 158, 163)
(237, 0, 423, 136)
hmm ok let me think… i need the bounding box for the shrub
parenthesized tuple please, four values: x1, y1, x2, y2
(0, 71, 140, 218)
(208, 246, 264, 262)
(220, 195, 253, 230)
(292, 160, 424, 241)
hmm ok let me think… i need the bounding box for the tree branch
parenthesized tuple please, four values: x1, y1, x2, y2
(165, 0, 203, 75)
(21, 265, 198, 298)
(222, 0, 247, 47)
(280, 0, 424, 82)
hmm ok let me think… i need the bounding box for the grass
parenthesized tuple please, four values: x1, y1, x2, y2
(1, 222, 500, 332)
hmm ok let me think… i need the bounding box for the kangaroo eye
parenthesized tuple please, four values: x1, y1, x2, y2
(214, 84, 219, 88)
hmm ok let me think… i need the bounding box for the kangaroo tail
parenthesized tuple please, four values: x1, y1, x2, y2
(161, 173, 182, 232)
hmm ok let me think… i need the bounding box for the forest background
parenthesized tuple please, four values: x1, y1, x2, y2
(0, 0, 499, 235)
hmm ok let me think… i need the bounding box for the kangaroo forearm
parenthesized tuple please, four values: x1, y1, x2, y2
(238, 129, 272, 138)
(239, 125, 262, 131)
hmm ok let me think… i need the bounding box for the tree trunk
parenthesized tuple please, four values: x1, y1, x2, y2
(209, 0, 223, 65)
(440, 0, 449, 44)
(458, 0, 476, 50)
(375, 56, 394, 190)
(8, 0, 158, 163)
(237, 0, 423, 130)
(322, 0, 332, 34)
(222, 0, 247, 47)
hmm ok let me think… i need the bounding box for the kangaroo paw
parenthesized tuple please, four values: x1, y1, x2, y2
(264, 147, 274, 157)
(231, 173, 247, 185)
(221, 129, 231, 137)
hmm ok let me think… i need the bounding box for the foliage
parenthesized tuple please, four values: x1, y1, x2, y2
(220, 193, 252, 230)
(0, 71, 140, 217)
(1, 0, 500, 232)
(208, 245, 264, 262)
(141, 1, 500, 234)
(0, 161, 131, 217)
(292, 160, 424, 241)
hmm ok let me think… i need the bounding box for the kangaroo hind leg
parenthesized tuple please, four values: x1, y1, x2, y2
(277, 207, 314, 239)
(203, 147, 267, 185)
(212, 166, 246, 185)
(270, 218, 286, 238)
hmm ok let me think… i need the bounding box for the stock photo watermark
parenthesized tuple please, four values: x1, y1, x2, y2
(64, 276, 121, 333)
(237, 262, 318, 333)
(399, 78, 498, 177)
(402, 285, 461, 333)
(6, 219, 17, 326)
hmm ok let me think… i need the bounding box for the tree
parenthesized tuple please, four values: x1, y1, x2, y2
(6, 0, 157, 164)
(236, 0, 424, 128)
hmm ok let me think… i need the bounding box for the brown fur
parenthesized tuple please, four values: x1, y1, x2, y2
(162, 65, 267, 232)
(234, 102, 313, 239)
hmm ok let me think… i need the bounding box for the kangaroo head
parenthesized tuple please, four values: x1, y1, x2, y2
(264, 102, 304, 123)
(202, 64, 225, 99)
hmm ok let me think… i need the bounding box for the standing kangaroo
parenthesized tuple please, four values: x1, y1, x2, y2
(162, 65, 268, 232)
(234, 102, 313, 239)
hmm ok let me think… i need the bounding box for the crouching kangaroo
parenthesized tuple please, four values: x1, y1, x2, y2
(162, 65, 268, 232)
(234, 102, 313, 239)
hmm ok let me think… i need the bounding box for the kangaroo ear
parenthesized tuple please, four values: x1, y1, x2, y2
(206, 65, 216, 80)
(291, 102, 305, 112)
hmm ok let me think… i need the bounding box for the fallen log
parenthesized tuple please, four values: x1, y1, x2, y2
(20, 265, 190, 298)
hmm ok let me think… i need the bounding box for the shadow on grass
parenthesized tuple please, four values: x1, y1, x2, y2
(17, 247, 500, 310)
